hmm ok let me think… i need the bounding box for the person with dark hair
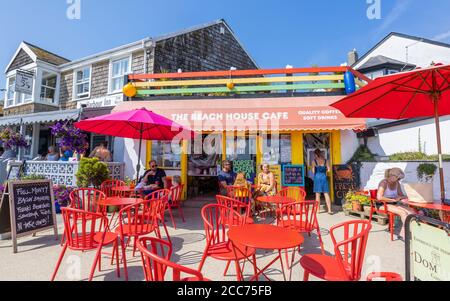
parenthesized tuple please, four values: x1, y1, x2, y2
(218, 160, 236, 195)
(312, 149, 332, 214)
(89, 141, 112, 162)
(136, 160, 167, 196)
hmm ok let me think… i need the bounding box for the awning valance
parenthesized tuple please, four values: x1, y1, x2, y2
(113, 96, 366, 132)
(0, 109, 81, 127)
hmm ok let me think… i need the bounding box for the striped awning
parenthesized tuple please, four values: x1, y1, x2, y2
(0, 109, 80, 127)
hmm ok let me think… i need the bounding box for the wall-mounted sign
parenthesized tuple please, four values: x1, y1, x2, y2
(406, 215, 450, 281)
(15, 70, 34, 95)
(77, 94, 124, 109)
(233, 160, 256, 181)
(282, 165, 305, 187)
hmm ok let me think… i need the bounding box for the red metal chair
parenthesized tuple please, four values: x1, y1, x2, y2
(300, 220, 372, 281)
(115, 199, 164, 281)
(226, 186, 252, 205)
(51, 207, 121, 281)
(146, 189, 172, 243)
(198, 204, 257, 280)
(368, 190, 400, 241)
(278, 187, 306, 202)
(366, 272, 403, 281)
(216, 195, 253, 224)
(137, 237, 209, 281)
(101, 180, 127, 197)
(168, 184, 186, 229)
(277, 201, 324, 254)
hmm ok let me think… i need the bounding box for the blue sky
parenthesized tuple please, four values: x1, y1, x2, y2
(2, 0, 450, 97)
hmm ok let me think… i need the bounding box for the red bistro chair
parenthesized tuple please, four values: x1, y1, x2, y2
(115, 199, 165, 281)
(277, 201, 324, 254)
(137, 237, 209, 281)
(101, 180, 127, 197)
(278, 187, 306, 202)
(198, 204, 257, 281)
(168, 184, 186, 229)
(146, 189, 172, 243)
(51, 207, 121, 281)
(366, 272, 403, 281)
(300, 220, 372, 281)
(368, 190, 400, 241)
(216, 195, 253, 224)
(226, 186, 252, 205)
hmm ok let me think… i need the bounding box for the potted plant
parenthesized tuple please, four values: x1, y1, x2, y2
(53, 185, 74, 214)
(417, 163, 437, 183)
(344, 190, 370, 212)
(76, 158, 110, 188)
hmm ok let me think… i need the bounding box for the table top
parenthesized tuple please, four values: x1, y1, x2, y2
(401, 199, 450, 212)
(257, 196, 296, 204)
(99, 197, 143, 207)
(112, 186, 135, 192)
(228, 224, 304, 250)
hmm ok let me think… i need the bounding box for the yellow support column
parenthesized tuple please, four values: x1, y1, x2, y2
(330, 131, 342, 203)
(291, 131, 304, 164)
(146, 141, 152, 169)
(181, 140, 189, 200)
(222, 132, 227, 162)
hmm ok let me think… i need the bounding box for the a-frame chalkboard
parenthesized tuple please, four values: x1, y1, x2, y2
(1, 180, 59, 253)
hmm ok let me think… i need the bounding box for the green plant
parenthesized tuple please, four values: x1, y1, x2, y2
(344, 190, 371, 206)
(76, 158, 110, 188)
(347, 145, 376, 163)
(417, 163, 437, 183)
(389, 152, 428, 161)
(21, 174, 47, 180)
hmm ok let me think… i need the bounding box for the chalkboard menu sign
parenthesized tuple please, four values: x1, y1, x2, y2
(332, 164, 361, 205)
(2, 180, 58, 253)
(233, 160, 256, 182)
(282, 165, 305, 187)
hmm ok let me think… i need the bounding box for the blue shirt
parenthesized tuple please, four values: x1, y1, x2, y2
(59, 150, 74, 162)
(218, 170, 236, 186)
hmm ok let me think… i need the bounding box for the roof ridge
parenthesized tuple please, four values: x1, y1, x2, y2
(23, 41, 71, 62)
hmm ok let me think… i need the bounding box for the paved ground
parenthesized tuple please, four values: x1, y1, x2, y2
(0, 198, 406, 281)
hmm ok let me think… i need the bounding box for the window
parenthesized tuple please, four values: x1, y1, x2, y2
(110, 57, 130, 93)
(262, 134, 292, 165)
(152, 141, 182, 169)
(74, 67, 91, 99)
(6, 77, 15, 107)
(40, 71, 57, 103)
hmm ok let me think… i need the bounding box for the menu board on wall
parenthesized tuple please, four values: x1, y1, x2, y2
(282, 165, 305, 187)
(269, 165, 282, 192)
(332, 164, 361, 205)
(233, 160, 256, 182)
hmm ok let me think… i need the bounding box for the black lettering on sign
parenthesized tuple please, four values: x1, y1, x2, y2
(282, 165, 305, 187)
(333, 164, 361, 206)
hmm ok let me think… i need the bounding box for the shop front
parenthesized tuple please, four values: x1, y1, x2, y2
(113, 96, 366, 200)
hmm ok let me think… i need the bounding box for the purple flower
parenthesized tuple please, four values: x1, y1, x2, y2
(0, 128, 29, 150)
(50, 121, 88, 154)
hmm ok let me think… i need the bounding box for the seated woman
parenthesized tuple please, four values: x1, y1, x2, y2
(45, 146, 60, 161)
(377, 168, 418, 239)
(232, 172, 251, 198)
(254, 164, 276, 197)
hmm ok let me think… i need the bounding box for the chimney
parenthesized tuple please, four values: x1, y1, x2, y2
(347, 49, 359, 66)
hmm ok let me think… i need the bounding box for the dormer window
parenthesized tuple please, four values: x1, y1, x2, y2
(74, 66, 91, 99)
(40, 71, 57, 103)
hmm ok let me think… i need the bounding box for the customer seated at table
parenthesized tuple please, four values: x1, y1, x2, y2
(232, 172, 251, 197)
(59, 145, 73, 162)
(218, 160, 236, 195)
(45, 146, 60, 161)
(137, 160, 167, 196)
(377, 168, 418, 239)
(89, 141, 112, 162)
(254, 164, 276, 197)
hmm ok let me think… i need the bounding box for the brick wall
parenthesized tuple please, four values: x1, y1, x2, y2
(153, 23, 257, 73)
(6, 49, 34, 73)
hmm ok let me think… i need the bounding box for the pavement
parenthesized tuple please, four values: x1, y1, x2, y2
(0, 198, 406, 281)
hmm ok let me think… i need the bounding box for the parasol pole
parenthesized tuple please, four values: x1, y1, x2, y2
(433, 95, 446, 203)
(136, 123, 144, 184)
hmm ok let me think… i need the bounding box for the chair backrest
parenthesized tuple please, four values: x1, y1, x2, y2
(278, 187, 306, 202)
(277, 200, 319, 232)
(100, 180, 126, 197)
(147, 189, 170, 202)
(137, 237, 205, 281)
(69, 188, 106, 214)
(61, 207, 109, 251)
(330, 220, 372, 281)
(216, 195, 251, 219)
(169, 184, 184, 206)
(118, 199, 162, 236)
(226, 186, 251, 204)
(201, 204, 245, 246)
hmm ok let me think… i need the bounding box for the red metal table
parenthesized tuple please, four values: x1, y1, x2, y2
(400, 199, 450, 212)
(112, 186, 136, 197)
(98, 197, 143, 228)
(228, 224, 304, 281)
(256, 196, 296, 223)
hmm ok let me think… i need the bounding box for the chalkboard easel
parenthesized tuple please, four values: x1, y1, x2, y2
(2, 180, 58, 253)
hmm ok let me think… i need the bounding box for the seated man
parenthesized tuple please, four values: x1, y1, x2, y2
(218, 160, 236, 196)
(137, 160, 166, 197)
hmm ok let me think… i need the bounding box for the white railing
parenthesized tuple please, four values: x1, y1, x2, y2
(5, 160, 125, 187)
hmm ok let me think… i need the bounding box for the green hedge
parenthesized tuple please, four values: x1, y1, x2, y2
(389, 152, 450, 161)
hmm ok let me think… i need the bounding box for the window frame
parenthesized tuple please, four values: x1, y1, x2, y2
(73, 65, 92, 100)
(108, 55, 132, 94)
(6, 76, 16, 107)
(40, 70, 58, 104)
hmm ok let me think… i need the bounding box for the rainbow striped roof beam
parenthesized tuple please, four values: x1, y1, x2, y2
(123, 66, 371, 98)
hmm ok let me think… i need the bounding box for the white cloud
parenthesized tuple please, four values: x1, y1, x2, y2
(432, 30, 450, 42)
(375, 0, 413, 34)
